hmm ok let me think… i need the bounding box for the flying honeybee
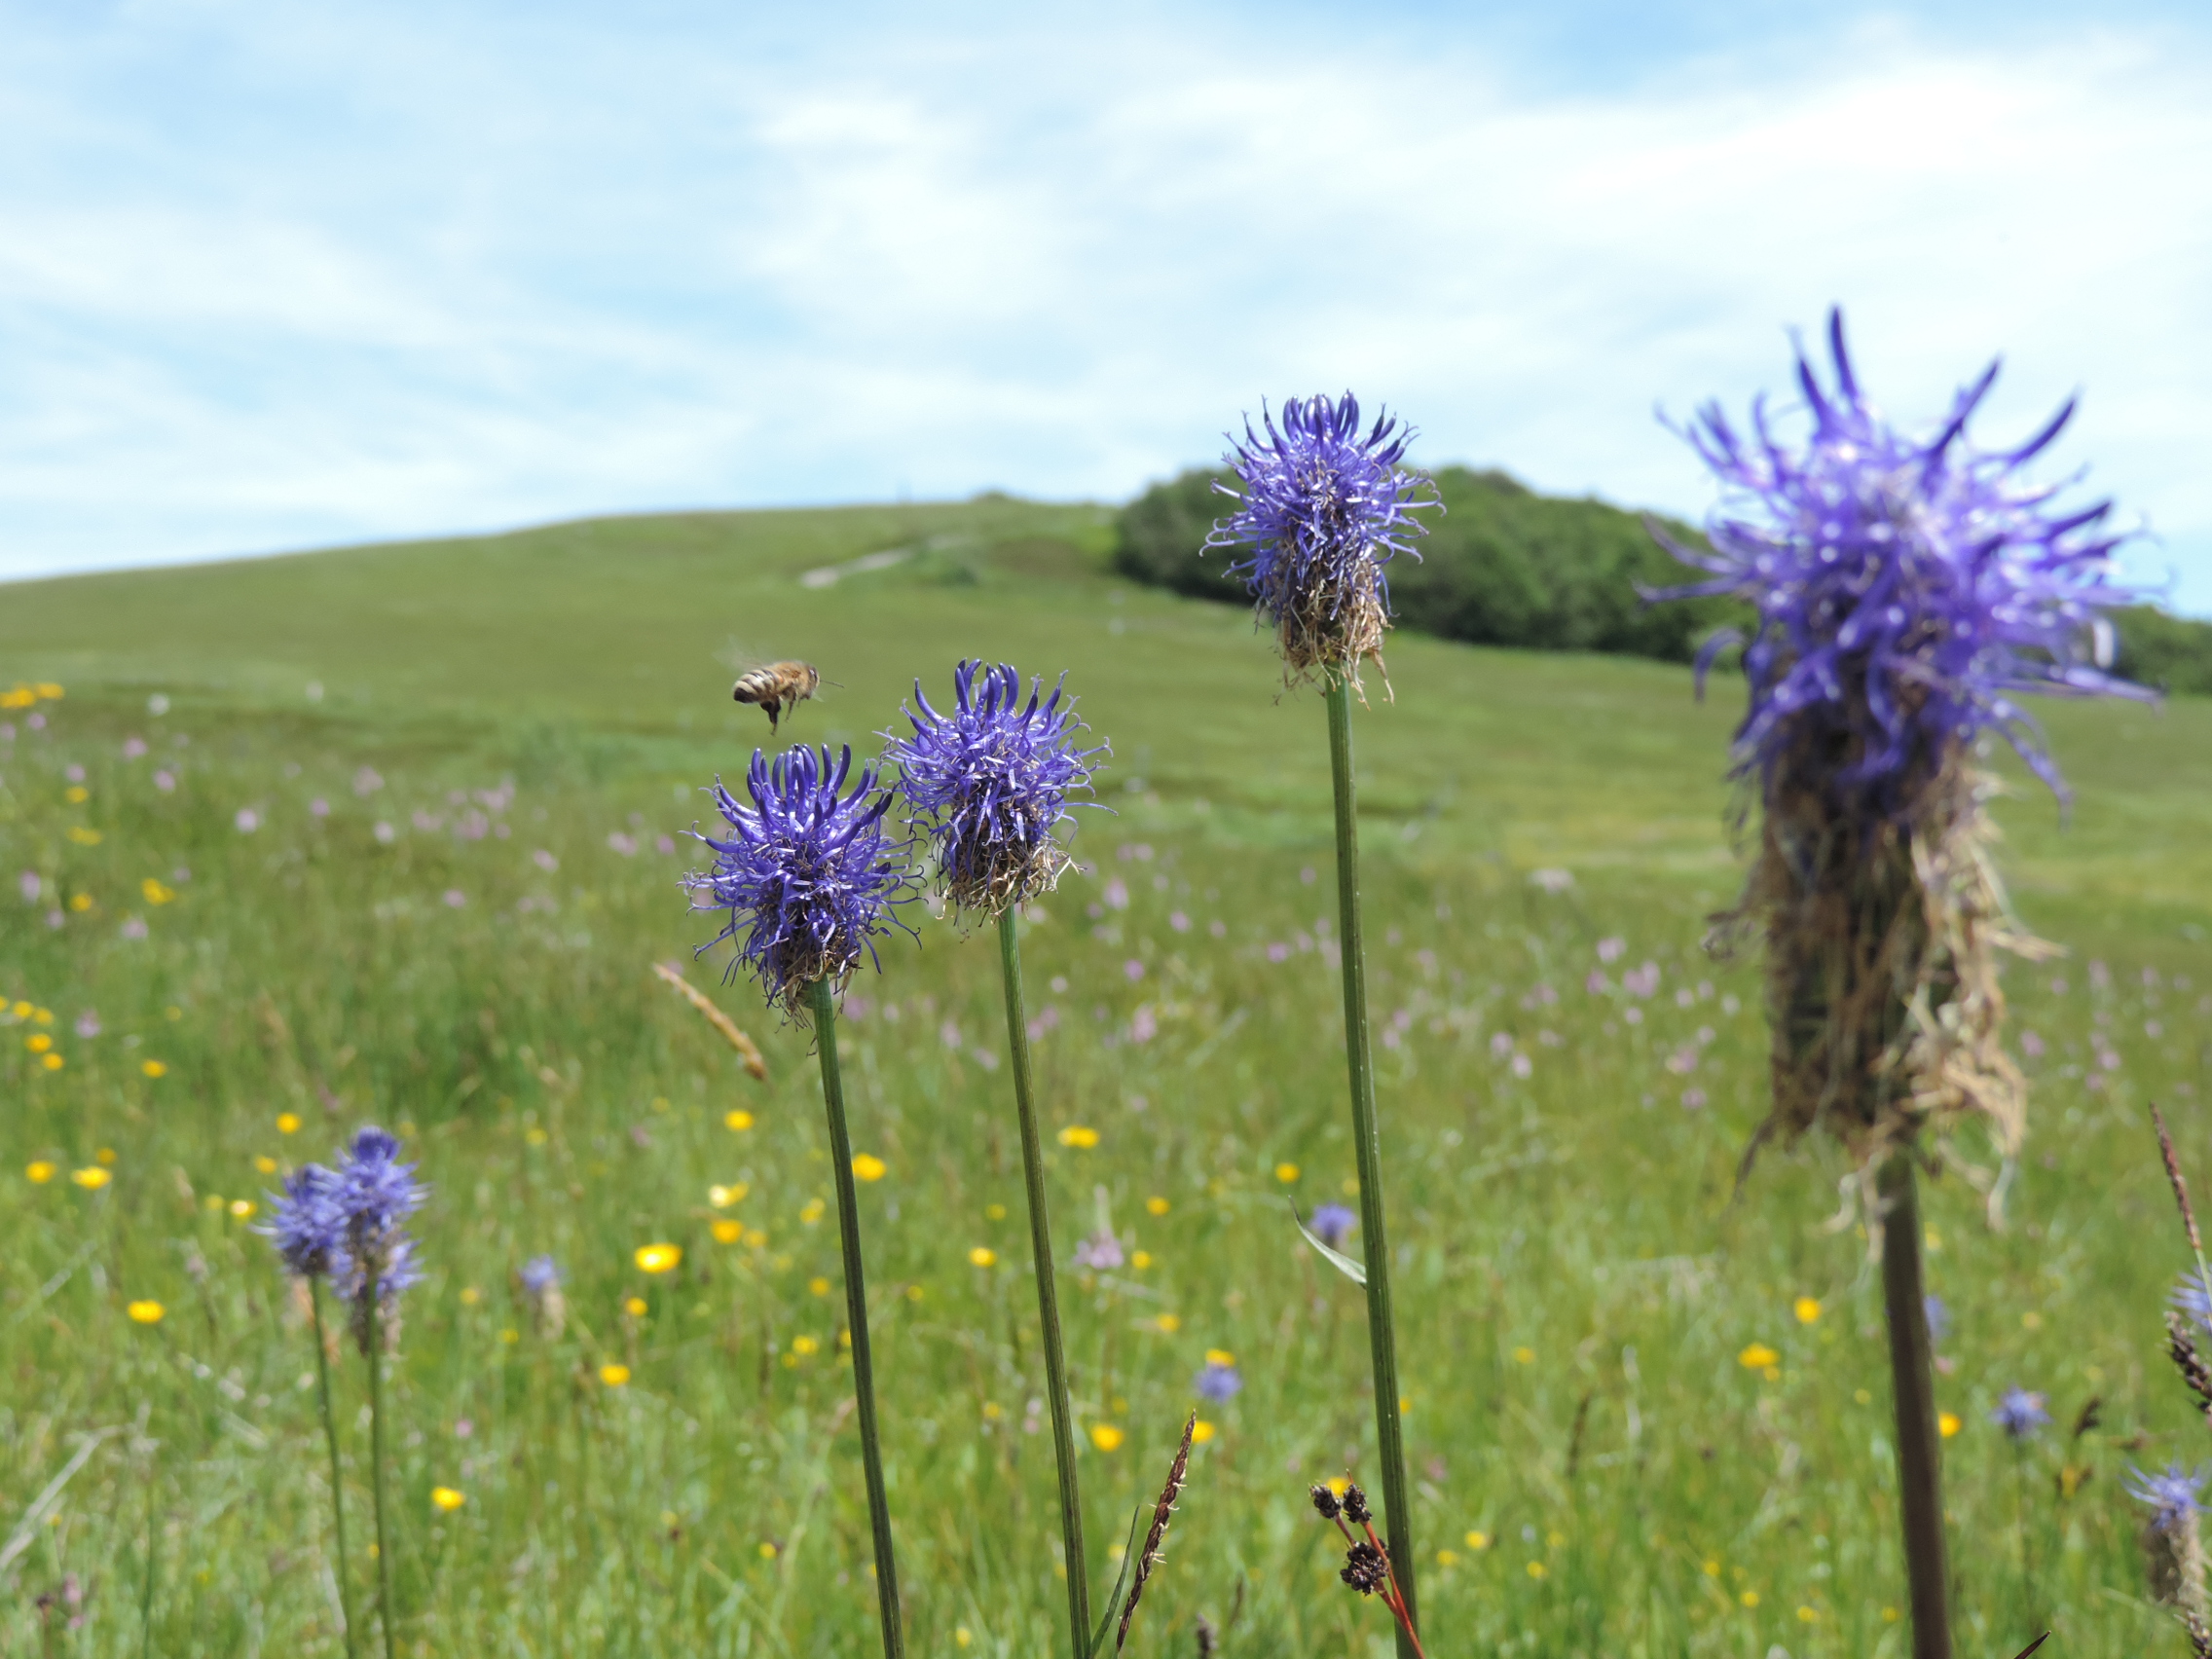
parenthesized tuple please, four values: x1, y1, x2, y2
(731, 660, 825, 733)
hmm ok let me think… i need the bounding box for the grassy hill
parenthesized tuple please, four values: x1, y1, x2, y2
(3, 501, 2211, 1656)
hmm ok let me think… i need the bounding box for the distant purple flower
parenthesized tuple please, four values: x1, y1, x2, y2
(442, 889, 466, 908)
(18, 870, 39, 903)
(886, 660, 1107, 915)
(353, 766, 384, 797)
(154, 769, 175, 793)
(1652, 309, 2150, 815)
(1308, 1203, 1357, 1249)
(1990, 1386, 2050, 1441)
(1206, 393, 1439, 680)
(519, 1254, 562, 1295)
(1924, 1294, 1951, 1343)
(1074, 1229, 1124, 1271)
(120, 916, 148, 940)
(1194, 1360, 1242, 1402)
(373, 821, 394, 843)
(2127, 1463, 2209, 1530)
(73, 1010, 99, 1039)
(310, 797, 330, 818)
(262, 1164, 348, 1280)
(689, 745, 916, 1017)
(123, 736, 147, 759)
(235, 807, 260, 833)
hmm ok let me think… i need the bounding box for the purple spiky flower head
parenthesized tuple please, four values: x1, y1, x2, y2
(1652, 309, 2151, 819)
(2171, 1272, 2212, 1334)
(886, 661, 1107, 915)
(519, 1254, 562, 1296)
(261, 1163, 347, 1279)
(1206, 394, 1439, 686)
(1194, 1359, 1242, 1403)
(2128, 1463, 2210, 1531)
(330, 1126, 426, 1350)
(690, 745, 917, 1019)
(1990, 1385, 2050, 1441)
(1309, 1203, 1357, 1250)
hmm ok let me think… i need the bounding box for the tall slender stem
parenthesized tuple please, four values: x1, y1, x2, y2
(1323, 672, 1419, 1653)
(808, 977, 906, 1659)
(364, 1272, 399, 1659)
(310, 1279, 362, 1659)
(138, 1439, 158, 1659)
(996, 908, 1092, 1658)
(1879, 1154, 1951, 1659)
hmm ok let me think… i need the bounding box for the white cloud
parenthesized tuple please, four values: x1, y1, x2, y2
(0, 5, 2206, 606)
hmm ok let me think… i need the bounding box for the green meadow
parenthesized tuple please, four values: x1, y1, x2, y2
(4, 498, 2211, 1657)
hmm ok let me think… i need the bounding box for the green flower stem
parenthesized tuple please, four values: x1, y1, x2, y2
(1878, 1153, 1951, 1659)
(1324, 671, 1419, 1654)
(309, 1280, 363, 1659)
(364, 1272, 399, 1659)
(995, 906, 1091, 1659)
(808, 976, 906, 1659)
(137, 1433, 158, 1659)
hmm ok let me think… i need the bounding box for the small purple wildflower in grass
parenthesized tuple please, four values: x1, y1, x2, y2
(1074, 1230, 1124, 1271)
(235, 807, 260, 833)
(1309, 1204, 1357, 1249)
(123, 736, 146, 758)
(689, 745, 916, 1019)
(19, 870, 40, 903)
(1924, 1294, 1951, 1343)
(2128, 1463, 2209, 1531)
(153, 769, 175, 793)
(2171, 1272, 2212, 1333)
(520, 1255, 562, 1295)
(1124, 959, 1145, 982)
(310, 797, 330, 818)
(442, 890, 466, 908)
(885, 660, 1107, 916)
(73, 1011, 99, 1039)
(120, 917, 148, 940)
(263, 1163, 349, 1279)
(1991, 1386, 2050, 1441)
(1652, 308, 2150, 814)
(1205, 394, 1441, 690)
(1195, 1361, 1242, 1402)
(533, 848, 558, 872)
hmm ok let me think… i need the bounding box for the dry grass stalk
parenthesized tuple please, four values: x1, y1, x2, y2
(2157, 1103, 2206, 1257)
(1117, 1413, 1197, 1651)
(1277, 564, 1390, 704)
(651, 962, 769, 1080)
(1715, 746, 2047, 1201)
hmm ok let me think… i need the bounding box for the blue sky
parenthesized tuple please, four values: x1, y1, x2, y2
(4, 0, 2210, 608)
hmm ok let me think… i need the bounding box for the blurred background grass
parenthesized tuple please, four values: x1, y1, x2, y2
(3, 501, 2210, 1656)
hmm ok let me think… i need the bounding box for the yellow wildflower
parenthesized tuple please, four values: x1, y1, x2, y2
(1154, 1313, 1181, 1334)
(808, 1276, 830, 1297)
(1436, 1549, 1459, 1567)
(1738, 1343, 1780, 1371)
(41, 1053, 63, 1072)
(1056, 1125, 1099, 1149)
(599, 1363, 631, 1386)
(851, 1155, 887, 1182)
(1146, 1196, 1170, 1216)
(1088, 1424, 1124, 1452)
(34, 682, 62, 699)
(68, 893, 92, 912)
(229, 1199, 256, 1220)
(1190, 1420, 1215, 1444)
(1797, 1606, 1818, 1624)
(1205, 1348, 1235, 1367)
(799, 1198, 826, 1225)
(26, 1033, 52, 1053)
(128, 1300, 166, 1324)
(1938, 1412, 1961, 1438)
(254, 1156, 278, 1175)
(141, 1060, 167, 1079)
(985, 1202, 1007, 1220)
(1274, 1162, 1300, 1183)
(725, 1110, 754, 1131)
(969, 1246, 997, 1268)
(711, 1219, 743, 1244)
(1130, 1250, 1152, 1270)
(431, 1487, 466, 1513)
(1512, 1346, 1534, 1364)
(142, 878, 175, 904)
(625, 1297, 647, 1316)
(792, 1335, 821, 1356)
(1528, 1562, 1548, 1580)
(1740, 1591, 1759, 1609)
(708, 1183, 747, 1208)
(459, 1287, 480, 1306)
(26, 1161, 55, 1183)
(1465, 1530, 1491, 1551)
(635, 1243, 682, 1274)
(276, 1113, 300, 1134)
(1793, 1297, 1822, 1325)
(64, 785, 89, 804)
(72, 1167, 111, 1190)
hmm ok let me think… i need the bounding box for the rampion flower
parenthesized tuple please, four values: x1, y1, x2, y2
(1990, 1385, 2050, 1441)
(1206, 394, 1439, 689)
(1652, 309, 2149, 815)
(519, 1254, 562, 1296)
(262, 1163, 347, 1279)
(887, 661, 1106, 915)
(1309, 1203, 1357, 1250)
(2129, 1464, 2210, 1531)
(330, 1127, 426, 1349)
(2172, 1272, 2212, 1333)
(1194, 1360, 1242, 1402)
(690, 745, 915, 1017)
